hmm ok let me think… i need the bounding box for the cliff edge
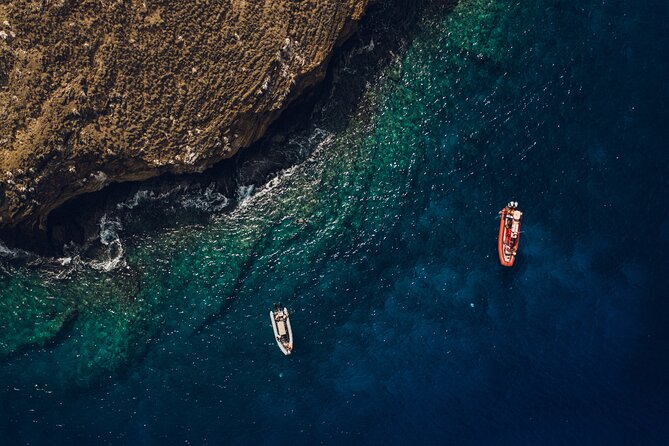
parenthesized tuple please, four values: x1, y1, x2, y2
(0, 0, 369, 239)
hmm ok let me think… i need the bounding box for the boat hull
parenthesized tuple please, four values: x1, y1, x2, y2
(270, 308, 293, 355)
(498, 207, 521, 267)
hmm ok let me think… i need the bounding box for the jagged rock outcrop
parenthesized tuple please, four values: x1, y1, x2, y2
(0, 0, 369, 239)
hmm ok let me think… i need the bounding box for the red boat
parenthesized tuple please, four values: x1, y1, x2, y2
(498, 201, 522, 267)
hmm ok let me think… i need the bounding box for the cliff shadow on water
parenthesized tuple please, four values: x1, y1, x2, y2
(1, 0, 457, 260)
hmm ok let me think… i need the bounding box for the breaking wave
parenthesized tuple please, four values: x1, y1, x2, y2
(0, 240, 34, 261)
(117, 183, 231, 213)
(87, 214, 126, 272)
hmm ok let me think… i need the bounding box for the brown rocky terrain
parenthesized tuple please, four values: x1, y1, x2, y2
(0, 0, 369, 242)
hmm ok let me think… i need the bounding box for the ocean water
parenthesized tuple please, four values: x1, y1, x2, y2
(1, 0, 669, 444)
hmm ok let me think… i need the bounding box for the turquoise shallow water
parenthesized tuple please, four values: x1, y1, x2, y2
(2, 0, 669, 444)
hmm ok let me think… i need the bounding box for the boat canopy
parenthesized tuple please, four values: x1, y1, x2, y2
(277, 321, 287, 336)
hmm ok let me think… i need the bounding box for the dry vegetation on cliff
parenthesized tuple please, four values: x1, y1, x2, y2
(0, 0, 369, 234)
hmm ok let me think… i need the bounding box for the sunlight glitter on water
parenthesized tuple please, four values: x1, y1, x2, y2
(2, 0, 669, 443)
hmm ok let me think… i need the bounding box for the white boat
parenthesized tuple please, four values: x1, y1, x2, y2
(270, 305, 293, 355)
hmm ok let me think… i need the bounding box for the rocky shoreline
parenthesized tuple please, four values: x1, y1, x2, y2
(0, 0, 370, 246)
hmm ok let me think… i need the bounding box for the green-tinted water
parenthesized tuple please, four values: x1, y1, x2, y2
(2, 0, 515, 385)
(2, 0, 668, 442)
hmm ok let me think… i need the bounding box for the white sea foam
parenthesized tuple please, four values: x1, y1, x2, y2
(236, 184, 256, 205)
(88, 214, 126, 272)
(234, 131, 334, 211)
(0, 240, 34, 260)
(116, 188, 182, 210)
(99, 214, 123, 246)
(352, 37, 376, 56)
(178, 183, 230, 212)
(88, 239, 125, 272)
(117, 184, 231, 213)
(116, 189, 153, 210)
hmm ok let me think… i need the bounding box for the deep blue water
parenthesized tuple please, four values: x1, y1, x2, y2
(1, 0, 669, 444)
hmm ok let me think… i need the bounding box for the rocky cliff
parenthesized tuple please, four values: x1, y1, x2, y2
(0, 0, 369, 240)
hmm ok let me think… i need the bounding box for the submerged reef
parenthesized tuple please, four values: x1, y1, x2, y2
(0, 0, 369, 242)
